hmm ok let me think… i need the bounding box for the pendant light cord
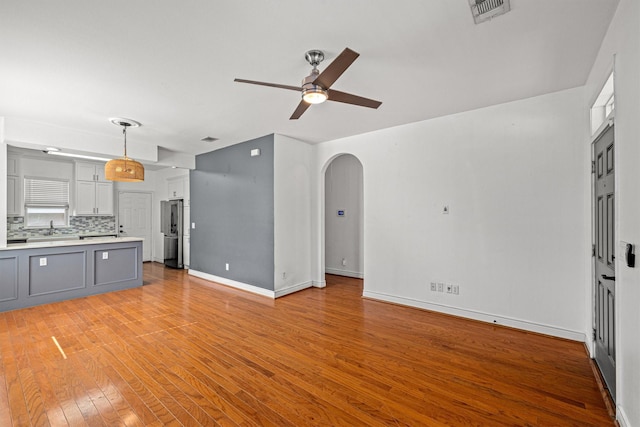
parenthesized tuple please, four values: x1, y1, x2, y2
(122, 125, 128, 158)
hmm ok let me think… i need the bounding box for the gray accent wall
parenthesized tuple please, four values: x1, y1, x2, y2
(190, 135, 275, 291)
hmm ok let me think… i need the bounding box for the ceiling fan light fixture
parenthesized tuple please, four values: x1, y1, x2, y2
(302, 86, 328, 104)
(105, 118, 145, 182)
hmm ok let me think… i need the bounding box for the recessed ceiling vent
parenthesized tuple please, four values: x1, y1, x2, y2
(469, 0, 511, 24)
(200, 136, 218, 142)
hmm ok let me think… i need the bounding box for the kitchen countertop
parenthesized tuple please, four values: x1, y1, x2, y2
(7, 233, 119, 243)
(2, 236, 143, 251)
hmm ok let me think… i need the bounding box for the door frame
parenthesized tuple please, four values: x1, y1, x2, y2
(324, 154, 364, 279)
(319, 153, 365, 286)
(117, 190, 154, 261)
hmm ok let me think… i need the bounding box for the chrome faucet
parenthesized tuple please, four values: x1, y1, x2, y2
(45, 220, 55, 236)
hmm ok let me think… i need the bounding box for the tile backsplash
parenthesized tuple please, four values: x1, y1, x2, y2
(7, 216, 116, 238)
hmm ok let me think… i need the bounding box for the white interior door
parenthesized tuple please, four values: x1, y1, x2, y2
(118, 192, 152, 261)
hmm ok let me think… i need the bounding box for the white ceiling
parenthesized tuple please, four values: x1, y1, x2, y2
(0, 0, 619, 164)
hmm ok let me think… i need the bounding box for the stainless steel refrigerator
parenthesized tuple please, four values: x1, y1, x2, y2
(161, 199, 183, 268)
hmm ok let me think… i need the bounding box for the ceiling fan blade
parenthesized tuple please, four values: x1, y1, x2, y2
(234, 78, 301, 92)
(290, 100, 311, 120)
(327, 89, 382, 109)
(313, 48, 359, 89)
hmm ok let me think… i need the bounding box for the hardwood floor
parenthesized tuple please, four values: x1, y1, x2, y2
(0, 263, 614, 426)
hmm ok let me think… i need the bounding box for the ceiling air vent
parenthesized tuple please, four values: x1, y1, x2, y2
(200, 136, 218, 142)
(469, 0, 511, 24)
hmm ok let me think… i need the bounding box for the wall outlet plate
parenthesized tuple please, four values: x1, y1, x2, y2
(430, 282, 437, 291)
(39, 257, 47, 266)
(437, 283, 444, 292)
(446, 284, 452, 293)
(102, 252, 109, 260)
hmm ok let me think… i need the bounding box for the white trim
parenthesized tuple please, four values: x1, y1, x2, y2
(617, 406, 630, 427)
(275, 281, 312, 298)
(312, 280, 326, 288)
(189, 270, 275, 298)
(363, 290, 586, 342)
(325, 268, 364, 279)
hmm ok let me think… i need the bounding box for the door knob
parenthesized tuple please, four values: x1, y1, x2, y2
(601, 274, 616, 281)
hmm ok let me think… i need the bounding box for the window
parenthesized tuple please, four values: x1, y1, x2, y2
(590, 72, 615, 135)
(24, 177, 70, 227)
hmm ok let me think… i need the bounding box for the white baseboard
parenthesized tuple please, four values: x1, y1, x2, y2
(275, 281, 313, 298)
(188, 270, 313, 299)
(325, 268, 364, 279)
(362, 290, 586, 342)
(617, 406, 630, 427)
(189, 270, 275, 298)
(312, 280, 326, 288)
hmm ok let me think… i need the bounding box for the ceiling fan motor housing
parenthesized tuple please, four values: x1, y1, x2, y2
(301, 69, 328, 104)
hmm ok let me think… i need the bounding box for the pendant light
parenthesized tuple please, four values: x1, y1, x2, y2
(105, 118, 144, 182)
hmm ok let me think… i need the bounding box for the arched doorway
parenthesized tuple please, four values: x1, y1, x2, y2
(324, 154, 364, 280)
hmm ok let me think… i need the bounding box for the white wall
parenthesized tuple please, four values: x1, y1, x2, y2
(585, 0, 640, 425)
(21, 156, 74, 180)
(274, 134, 312, 296)
(314, 87, 589, 340)
(325, 154, 363, 278)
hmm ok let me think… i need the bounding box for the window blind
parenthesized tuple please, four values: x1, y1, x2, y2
(24, 177, 70, 206)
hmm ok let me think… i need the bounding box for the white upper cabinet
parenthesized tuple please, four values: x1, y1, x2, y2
(7, 154, 22, 215)
(7, 176, 21, 216)
(75, 161, 113, 215)
(7, 154, 20, 176)
(76, 162, 108, 182)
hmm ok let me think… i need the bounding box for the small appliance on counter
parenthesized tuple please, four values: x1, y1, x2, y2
(161, 199, 183, 268)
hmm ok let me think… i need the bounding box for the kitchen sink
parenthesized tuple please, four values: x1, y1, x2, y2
(27, 235, 80, 242)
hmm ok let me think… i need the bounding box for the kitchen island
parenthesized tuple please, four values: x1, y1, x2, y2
(0, 237, 143, 312)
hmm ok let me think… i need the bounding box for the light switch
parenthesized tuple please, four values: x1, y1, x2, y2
(39, 257, 47, 266)
(102, 252, 109, 260)
(192, 222, 195, 229)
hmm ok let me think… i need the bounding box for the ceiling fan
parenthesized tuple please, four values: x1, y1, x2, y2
(235, 47, 382, 120)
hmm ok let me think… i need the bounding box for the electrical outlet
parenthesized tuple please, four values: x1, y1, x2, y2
(446, 284, 452, 294)
(225, 263, 229, 271)
(102, 252, 109, 260)
(437, 283, 444, 292)
(39, 257, 47, 267)
(452, 285, 459, 295)
(430, 282, 437, 291)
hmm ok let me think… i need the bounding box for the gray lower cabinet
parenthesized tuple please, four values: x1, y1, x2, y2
(0, 240, 143, 312)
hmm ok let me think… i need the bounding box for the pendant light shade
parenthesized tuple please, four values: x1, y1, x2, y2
(105, 118, 144, 182)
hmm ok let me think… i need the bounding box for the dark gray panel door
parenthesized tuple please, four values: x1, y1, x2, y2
(593, 124, 615, 401)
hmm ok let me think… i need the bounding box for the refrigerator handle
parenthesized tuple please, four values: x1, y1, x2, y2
(160, 201, 168, 234)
